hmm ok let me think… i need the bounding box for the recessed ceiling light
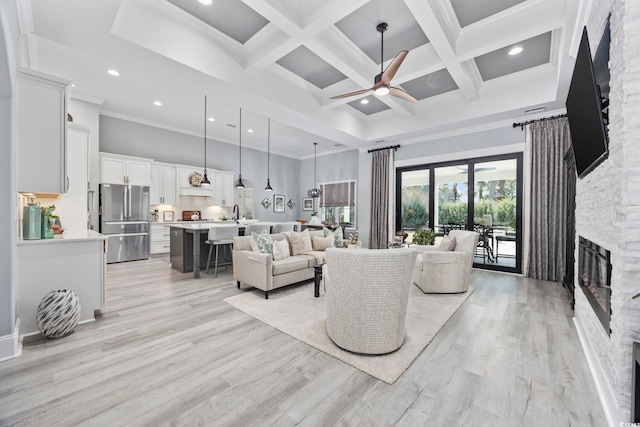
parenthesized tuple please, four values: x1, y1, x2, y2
(360, 99, 369, 105)
(198, 0, 212, 4)
(107, 69, 120, 77)
(247, 129, 253, 133)
(508, 46, 524, 56)
(208, 117, 215, 122)
(153, 101, 163, 106)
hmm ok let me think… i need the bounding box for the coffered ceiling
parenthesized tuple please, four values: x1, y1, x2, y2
(23, 0, 587, 158)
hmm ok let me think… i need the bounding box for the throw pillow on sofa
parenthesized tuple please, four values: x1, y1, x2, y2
(272, 239, 290, 261)
(323, 226, 344, 247)
(252, 230, 273, 254)
(288, 229, 313, 255)
(312, 234, 334, 251)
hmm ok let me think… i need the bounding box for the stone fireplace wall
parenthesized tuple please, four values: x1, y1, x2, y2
(575, 0, 640, 421)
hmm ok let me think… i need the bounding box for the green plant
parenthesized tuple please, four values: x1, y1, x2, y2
(412, 228, 436, 245)
(41, 204, 59, 224)
(401, 198, 429, 230)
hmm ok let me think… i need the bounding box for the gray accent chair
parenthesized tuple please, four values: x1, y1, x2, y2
(324, 247, 417, 355)
(412, 230, 479, 294)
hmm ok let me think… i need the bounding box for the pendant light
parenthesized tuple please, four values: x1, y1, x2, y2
(265, 118, 273, 192)
(307, 142, 322, 198)
(201, 95, 211, 186)
(235, 107, 245, 189)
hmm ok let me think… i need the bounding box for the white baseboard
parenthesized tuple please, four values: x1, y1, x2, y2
(573, 316, 624, 426)
(0, 318, 22, 362)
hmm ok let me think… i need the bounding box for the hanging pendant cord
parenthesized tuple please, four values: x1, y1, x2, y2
(267, 118, 270, 179)
(239, 108, 242, 175)
(204, 95, 207, 172)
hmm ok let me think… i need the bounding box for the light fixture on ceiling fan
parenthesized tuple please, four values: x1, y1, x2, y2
(330, 22, 417, 103)
(201, 95, 211, 186)
(265, 118, 273, 192)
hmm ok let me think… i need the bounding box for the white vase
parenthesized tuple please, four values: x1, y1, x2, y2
(309, 215, 321, 225)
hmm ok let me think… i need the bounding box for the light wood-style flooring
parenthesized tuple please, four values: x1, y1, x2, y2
(0, 255, 606, 426)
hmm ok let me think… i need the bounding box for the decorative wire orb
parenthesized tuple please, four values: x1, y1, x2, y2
(307, 188, 322, 198)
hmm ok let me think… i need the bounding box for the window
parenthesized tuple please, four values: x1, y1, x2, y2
(319, 180, 356, 226)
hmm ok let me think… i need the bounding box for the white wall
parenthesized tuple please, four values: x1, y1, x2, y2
(0, 0, 21, 360)
(574, 0, 640, 423)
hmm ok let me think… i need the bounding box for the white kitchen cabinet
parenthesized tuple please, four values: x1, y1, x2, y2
(100, 153, 151, 186)
(16, 68, 70, 194)
(53, 124, 90, 230)
(175, 165, 214, 197)
(213, 171, 234, 206)
(150, 223, 171, 254)
(17, 231, 107, 335)
(150, 163, 177, 205)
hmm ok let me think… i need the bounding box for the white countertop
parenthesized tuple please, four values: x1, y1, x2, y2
(18, 229, 107, 245)
(168, 222, 241, 230)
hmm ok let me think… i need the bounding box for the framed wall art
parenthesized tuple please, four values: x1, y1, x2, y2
(274, 195, 285, 213)
(302, 197, 313, 211)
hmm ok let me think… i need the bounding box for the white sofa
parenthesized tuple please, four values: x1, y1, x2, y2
(232, 230, 326, 299)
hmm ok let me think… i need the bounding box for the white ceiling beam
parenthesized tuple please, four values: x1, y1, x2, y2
(456, 0, 565, 61)
(244, 24, 305, 72)
(243, 0, 367, 73)
(404, 0, 482, 101)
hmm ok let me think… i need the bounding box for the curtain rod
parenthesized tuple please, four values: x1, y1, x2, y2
(512, 114, 567, 130)
(367, 144, 400, 153)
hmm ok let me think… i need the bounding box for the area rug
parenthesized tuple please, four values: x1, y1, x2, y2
(224, 283, 474, 384)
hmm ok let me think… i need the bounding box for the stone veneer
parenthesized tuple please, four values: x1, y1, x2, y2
(575, 0, 640, 422)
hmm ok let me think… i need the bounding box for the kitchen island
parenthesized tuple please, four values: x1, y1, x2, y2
(17, 230, 108, 335)
(169, 223, 240, 278)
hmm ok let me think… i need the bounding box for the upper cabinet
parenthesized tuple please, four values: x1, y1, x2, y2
(16, 68, 70, 193)
(150, 162, 176, 205)
(213, 171, 234, 206)
(100, 153, 151, 186)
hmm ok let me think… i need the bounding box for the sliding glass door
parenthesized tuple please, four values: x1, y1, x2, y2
(396, 153, 522, 273)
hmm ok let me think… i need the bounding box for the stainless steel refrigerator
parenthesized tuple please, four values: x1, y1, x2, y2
(99, 184, 150, 263)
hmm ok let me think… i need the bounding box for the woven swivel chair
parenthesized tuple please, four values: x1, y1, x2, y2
(324, 247, 417, 355)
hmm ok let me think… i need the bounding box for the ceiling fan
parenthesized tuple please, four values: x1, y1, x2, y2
(330, 22, 417, 103)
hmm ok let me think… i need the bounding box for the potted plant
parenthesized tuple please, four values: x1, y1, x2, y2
(412, 228, 437, 245)
(41, 204, 59, 239)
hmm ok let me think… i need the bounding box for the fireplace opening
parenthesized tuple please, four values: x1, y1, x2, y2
(578, 236, 612, 335)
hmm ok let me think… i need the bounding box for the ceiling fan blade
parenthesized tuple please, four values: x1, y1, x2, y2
(389, 86, 417, 103)
(381, 50, 409, 85)
(329, 88, 373, 100)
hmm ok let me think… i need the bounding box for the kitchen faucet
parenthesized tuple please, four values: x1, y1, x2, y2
(233, 204, 239, 221)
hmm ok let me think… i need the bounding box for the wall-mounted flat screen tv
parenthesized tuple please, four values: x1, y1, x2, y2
(566, 24, 610, 178)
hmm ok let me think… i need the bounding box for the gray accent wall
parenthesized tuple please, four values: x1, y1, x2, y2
(100, 115, 524, 246)
(395, 127, 524, 162)
(100, 116, 302, 222)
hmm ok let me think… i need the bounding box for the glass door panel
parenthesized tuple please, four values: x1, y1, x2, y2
(473, 159, 519, 268)
(399, 169, 429, 243)
(435, 165, 468, 240)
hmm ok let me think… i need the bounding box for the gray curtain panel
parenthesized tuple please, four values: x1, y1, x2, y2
(526, 118, 571, 281)
(369, 149, 390, 249)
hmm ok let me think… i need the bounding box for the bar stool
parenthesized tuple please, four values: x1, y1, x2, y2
(205, 225, 239, 276)
(244, 223, 271, 236)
